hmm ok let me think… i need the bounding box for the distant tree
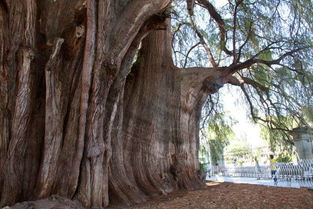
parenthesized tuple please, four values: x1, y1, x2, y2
(225, 141, 253, 165)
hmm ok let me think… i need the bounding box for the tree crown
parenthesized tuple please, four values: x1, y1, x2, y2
(172, 0, 313, 146)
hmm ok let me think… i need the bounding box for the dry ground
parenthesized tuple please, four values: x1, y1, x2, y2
(109, 182, 313, 209)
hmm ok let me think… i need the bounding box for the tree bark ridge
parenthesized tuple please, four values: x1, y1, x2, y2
(0, 1, 216, 208)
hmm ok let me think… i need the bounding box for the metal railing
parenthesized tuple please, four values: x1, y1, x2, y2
(208, 159, 313, 188)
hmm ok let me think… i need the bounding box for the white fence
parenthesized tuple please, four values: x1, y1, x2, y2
(208, 159, 313, 187)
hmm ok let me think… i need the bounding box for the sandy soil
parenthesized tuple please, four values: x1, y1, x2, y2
(109, 182, 313, 209)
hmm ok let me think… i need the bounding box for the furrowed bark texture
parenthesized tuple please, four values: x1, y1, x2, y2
(0, 0, 220, 208)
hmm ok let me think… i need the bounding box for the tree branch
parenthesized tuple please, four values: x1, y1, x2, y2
(197, 0, 232, 56)
(227, 75, 269, 92)
(189, 15, 217, 67)
(240, 83, 293, 142)
(183, 41, 201, 68)
(200, 95, 219, 132)
(237, 21, 253, 62)
(109, 0, 171, 67)
(232, 0, 243, 62)
(254, 47, 309, 66)
(187, 0, 195, 15)
(228, 46, 309, 74)
(240, 84, 257, 123)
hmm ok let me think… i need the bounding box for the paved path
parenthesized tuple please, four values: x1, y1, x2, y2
(207, 175, 301, 188)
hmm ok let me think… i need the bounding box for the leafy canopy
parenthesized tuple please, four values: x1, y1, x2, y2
(171, 0, 313, 146)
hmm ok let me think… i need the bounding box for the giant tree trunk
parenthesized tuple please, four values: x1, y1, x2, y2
(108, 26, 208, 205)
(0, 0, 222, 208)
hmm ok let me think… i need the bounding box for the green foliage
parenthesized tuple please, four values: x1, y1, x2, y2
(275, 152, 293, 163)
(200, 111, 235, 165)
(172, 0, 313, 159)
(302, 106, 313, 126)
(258, 49, 273, 61)
(199, 163, 208, 172)
(209, 139, 226, 165)
(260, 115, 296, 152)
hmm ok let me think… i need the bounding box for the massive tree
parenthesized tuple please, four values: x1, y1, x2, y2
(0, 0, 312, 208)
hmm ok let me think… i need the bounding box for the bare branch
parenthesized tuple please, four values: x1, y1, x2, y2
(172, 22, 190, 42)
(183, 42, 201, 68)
(200, 95, 217, 132)
(240, 84, 257, 123)
(254, 47, 309, 66)
(228, 46, 309, 74)
(237, 21, 253, 62)
(240, 81, 294, 144)
(240, 84, 289, 133)
(172, 22, 195, 66)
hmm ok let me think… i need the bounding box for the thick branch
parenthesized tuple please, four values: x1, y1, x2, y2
(118, 14, 168, 86)
(109, 0, 170, 67)
(187, 0, 195, 15)
(227, 75, 269, 92)
(232, 0, 243, 62)
(197, 0, 232, 56)
(179, 66, 227, 102)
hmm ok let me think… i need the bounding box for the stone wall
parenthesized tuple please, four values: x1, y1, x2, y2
(291, 127, 313, 159)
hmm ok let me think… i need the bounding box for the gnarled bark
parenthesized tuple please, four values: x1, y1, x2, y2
(0, 0, 220, 208)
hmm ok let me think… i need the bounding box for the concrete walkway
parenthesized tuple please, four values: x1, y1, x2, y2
(207, 175, 301, 188)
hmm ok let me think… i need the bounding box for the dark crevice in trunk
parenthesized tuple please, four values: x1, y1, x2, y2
(0, 1, 213, 208)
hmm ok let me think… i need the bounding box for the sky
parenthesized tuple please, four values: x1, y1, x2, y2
(220, 85, 268, 148)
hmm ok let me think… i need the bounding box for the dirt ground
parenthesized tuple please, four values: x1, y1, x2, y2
(109, 182, 313, 209)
